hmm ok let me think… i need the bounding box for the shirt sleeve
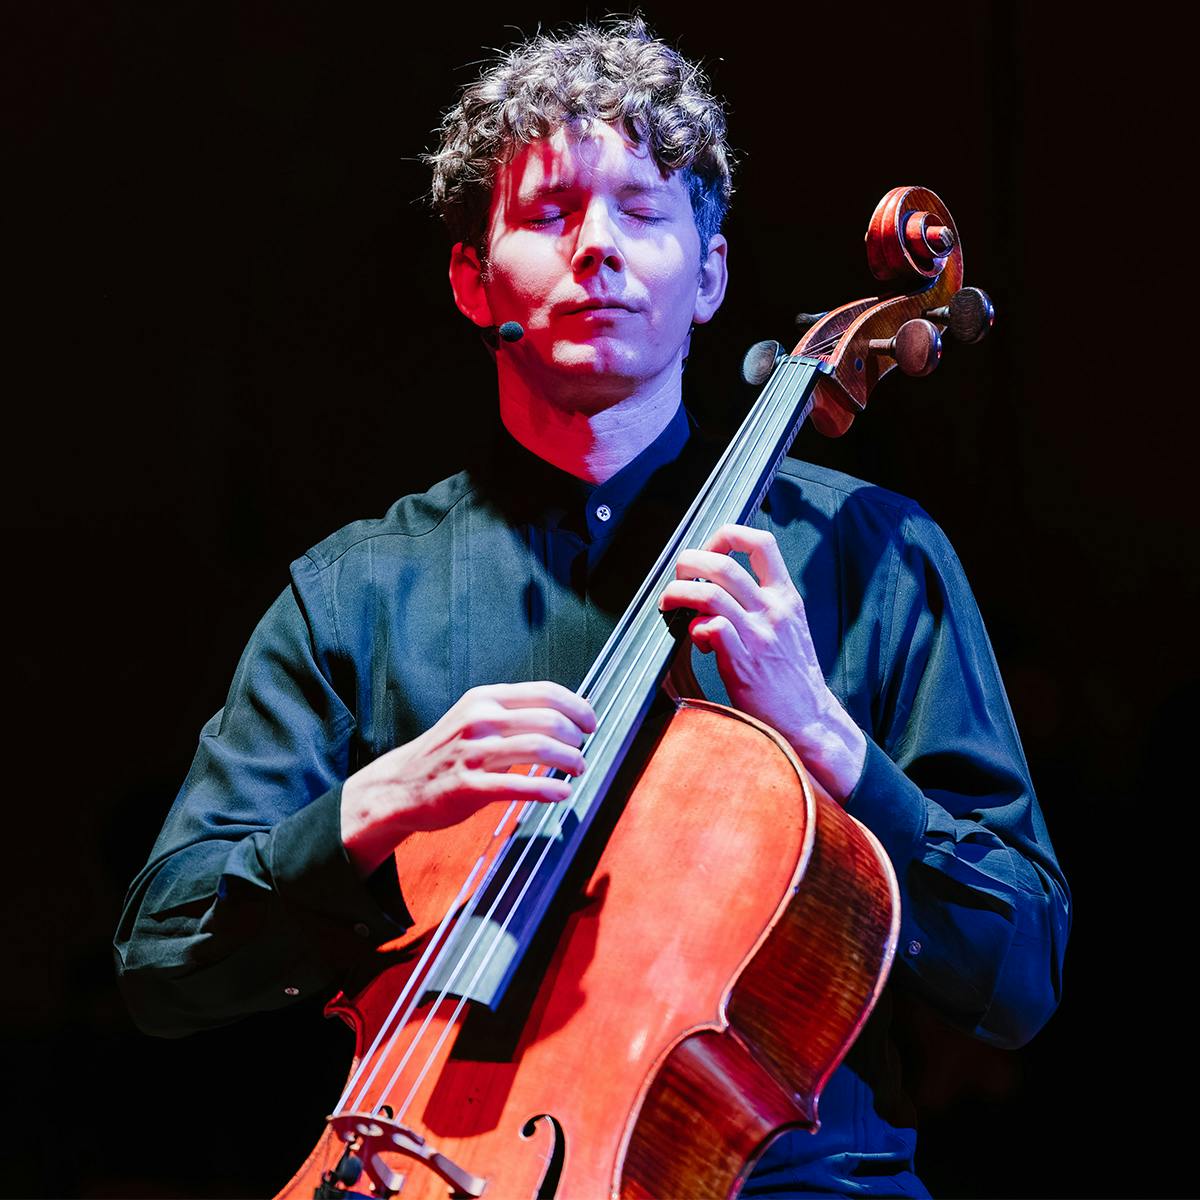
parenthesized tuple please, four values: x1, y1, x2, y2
(113, 555, 411, 1038)
(844, 506, 1070, 1049)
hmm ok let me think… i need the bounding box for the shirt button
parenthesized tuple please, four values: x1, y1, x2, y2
(284, 986, 300, 996)
(595, 504, 612, 522)
(353, 922, 372, 939)
(907, 939, 922, 956)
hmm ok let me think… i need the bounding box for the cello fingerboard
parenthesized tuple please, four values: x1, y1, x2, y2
(422, 356, 827, 1009)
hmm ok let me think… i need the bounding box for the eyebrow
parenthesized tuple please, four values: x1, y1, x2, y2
(521, 180, 673, 202)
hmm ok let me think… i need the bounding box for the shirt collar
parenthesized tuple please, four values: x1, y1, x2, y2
(479, 403, 696, 542)
(585, 402, 692, 540)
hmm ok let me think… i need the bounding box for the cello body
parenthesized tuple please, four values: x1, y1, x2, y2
(279, 698, 898, 1199)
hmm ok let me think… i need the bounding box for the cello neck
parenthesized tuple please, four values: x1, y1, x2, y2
(581, 353, 828, 713)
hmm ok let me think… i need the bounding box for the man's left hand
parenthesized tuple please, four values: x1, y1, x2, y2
(659, 523, 866, 802)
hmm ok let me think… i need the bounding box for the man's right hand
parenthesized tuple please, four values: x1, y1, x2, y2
(340, 682, 597, 877)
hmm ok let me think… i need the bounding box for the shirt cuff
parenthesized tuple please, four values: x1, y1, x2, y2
(268, 785, 413, 970)
(843, 736, 928, 873)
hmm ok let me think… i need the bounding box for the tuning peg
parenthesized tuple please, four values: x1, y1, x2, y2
(794, 311, 828, 331)
(741, 339, 786, 386)
(868, 318, 942, 377)
(924, 287, 995, 344)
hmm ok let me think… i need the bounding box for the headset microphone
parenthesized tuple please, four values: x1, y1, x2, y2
(497, 321, 525, 343)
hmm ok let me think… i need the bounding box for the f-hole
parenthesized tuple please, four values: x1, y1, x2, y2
(520, 1113, 565, 1199)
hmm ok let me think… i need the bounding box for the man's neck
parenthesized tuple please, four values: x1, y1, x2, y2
(496, 362, 683, 485)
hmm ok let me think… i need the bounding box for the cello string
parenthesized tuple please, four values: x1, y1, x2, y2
(334, 827, 505, 1114)
(366, 539, 711, 1118)
(373, 781, 582, 1116)
(338, 789, 551, 1114)
(554, 357, 807, 806)
(369, 590, 732, 1111)
(375, 359, 816, 1116)
(355, 358, 817, 1120)
(389, 790, 590, 1120)
(388, 617, 691, 1120)
(338, 414, 783, 1105)
(578, 355, 810, 704)
(798, 334, 839, 356)
(542, 350, 806, 734)
(346, 741, 616, 1117)
(572, 354, 811, 701)
(352, 752, 606, 1116)
(374, 362, 813, 1120)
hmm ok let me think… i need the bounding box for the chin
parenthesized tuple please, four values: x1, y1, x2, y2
(549, 339, 660, 382)
(542, 377, 633, 417)
(522, 336, 680, 413)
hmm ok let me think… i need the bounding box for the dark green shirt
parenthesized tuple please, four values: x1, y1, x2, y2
(115, 404, 1068, 1194)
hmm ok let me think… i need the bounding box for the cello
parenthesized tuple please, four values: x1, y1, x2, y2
(279, 185, 994, 1200)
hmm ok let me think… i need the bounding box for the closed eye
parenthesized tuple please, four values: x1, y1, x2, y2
(525, 209, 666, 229)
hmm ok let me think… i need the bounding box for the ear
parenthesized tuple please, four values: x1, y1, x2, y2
(449, 242, 494, 328)
(692, 234, 729, 326)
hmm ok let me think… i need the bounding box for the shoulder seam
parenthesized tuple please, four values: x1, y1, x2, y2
(308, 478, 479, 571)
(294, 554, 347, 667)
(774, 458, 920, 516)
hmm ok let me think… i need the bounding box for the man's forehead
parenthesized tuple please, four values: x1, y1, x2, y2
(501, 122, 679, 200)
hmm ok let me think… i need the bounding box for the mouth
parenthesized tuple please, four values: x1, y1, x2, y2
(562, 299, 637, 315)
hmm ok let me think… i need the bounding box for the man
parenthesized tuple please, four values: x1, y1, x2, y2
(116, 19, 1068, 1196)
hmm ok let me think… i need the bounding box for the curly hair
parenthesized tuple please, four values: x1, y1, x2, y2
(427, 18, 733, 257)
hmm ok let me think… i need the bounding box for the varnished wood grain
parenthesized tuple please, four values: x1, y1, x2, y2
(277, 701, 896, 1200)
(798, 186, 966, 436)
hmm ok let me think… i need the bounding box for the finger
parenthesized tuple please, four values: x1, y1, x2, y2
(689, 614, 716, 654)
(691, 614, 744, 652)
(466, 707, 592, 748)
(703, 524, 791, 590)
(472, 770, 574, 805)
(470, 733, 588, 777)
(473, 681, 597, 734)
(675, 547, 763, 610)
(686, 619, 748, 676)
(659, 578, 747, 624)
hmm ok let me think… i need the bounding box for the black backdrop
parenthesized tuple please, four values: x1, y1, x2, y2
(5, 4, 1189, 1197)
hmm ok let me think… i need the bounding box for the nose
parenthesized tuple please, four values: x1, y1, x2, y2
(571, 200, 624, 277)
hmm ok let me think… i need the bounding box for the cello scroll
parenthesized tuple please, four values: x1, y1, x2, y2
(795, 185, 994, 435)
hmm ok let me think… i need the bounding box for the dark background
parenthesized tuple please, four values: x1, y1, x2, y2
(4, 3, 1186, 1197)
